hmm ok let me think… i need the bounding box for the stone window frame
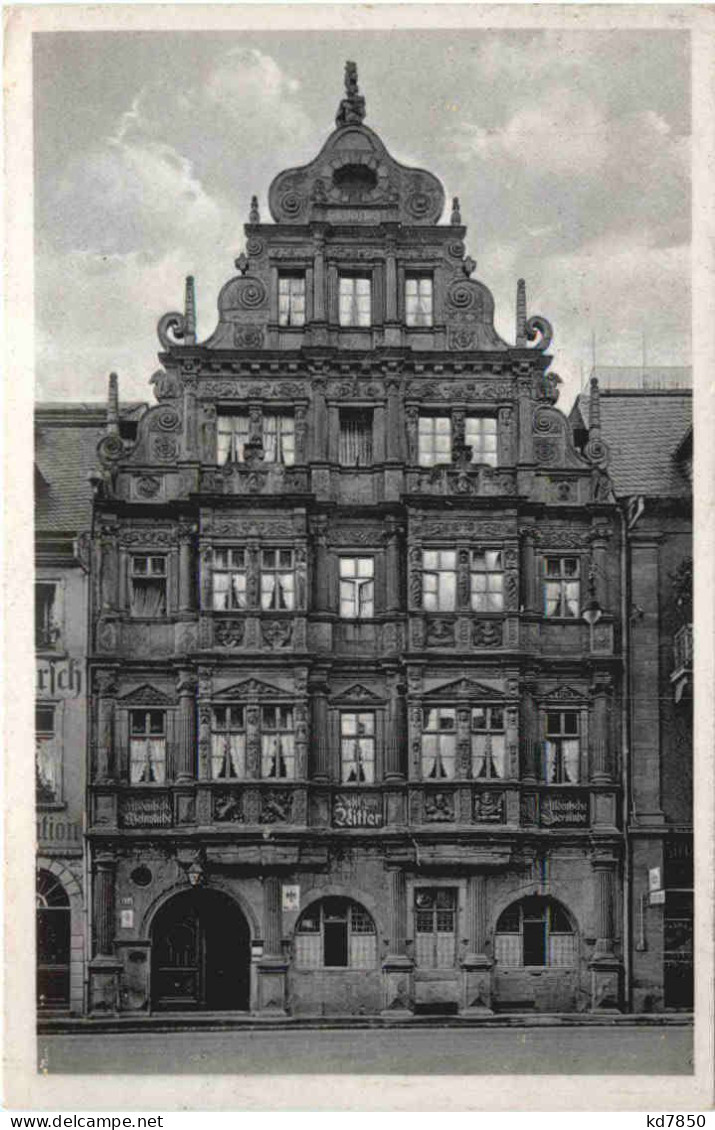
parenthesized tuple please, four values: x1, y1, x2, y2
(541, 553, 582, 619)
(535, 693, 590, 786)
(337, 271, 373, 328)
(328, 688, 387, 785)
(277, 271, 307, 328)
(338, 554, 375, 620)
(417, 690, 515, 782)
(202, 540, 307, 616)
(404, 271, 434, 328)
(128, 552, 170, 619)
(408, 405, 504, 468)
(214, 403, 301, 467)
(115, 691, 178, 784)
(206, 684, 304, 782)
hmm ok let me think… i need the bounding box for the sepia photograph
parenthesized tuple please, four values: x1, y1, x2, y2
(5, 2, 714, 1113)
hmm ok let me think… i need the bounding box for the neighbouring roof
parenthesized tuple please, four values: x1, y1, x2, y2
(589, 366, 692, 392)
(572, 390, 692, 499)
(35, 401, 147, 534)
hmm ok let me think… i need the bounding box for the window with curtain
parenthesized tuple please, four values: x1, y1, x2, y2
(278, 274, 306, 327)
(465, 416, 498, 466)
(414, 888, 457, 969)
(339, 557, 374, 619)
(261, 705, 295, 779)
(130, 556, 167, 617)
(471, 706, 506, 779)
(544, 711, 580, 783)
(260, 549, 295, 610)
(422, 550, 456, 611)
(494, 897, 575, 968)
(470, 550, 504, 612)
(339, 275, 371, 327)
(36, 705, 60, 803)
(263, 413, 295, 465)
(339, 409, 373, 466)
(421, 707, 456, 779)
(295, 898, 376, 969)
(418, 415, 452, 466)
(405, 275, 433, 326)
(340, 712, 375, 783)
(217, 414, 250, 464)
(36, 583, 60, 649)
(211, 706, 246, 779)
(129, 710, 166, 783)
(544, 556, 580, 618)
(212, 548, 247, 611)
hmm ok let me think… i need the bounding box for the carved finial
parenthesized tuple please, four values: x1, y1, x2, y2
(463, 256, 477, 277)
(234, 253, 249, 276)
(249, 195, 260, 223)
(107, 372, 119, 436)
(451, 197, 462, 225)
(589, 376, 602, 437)
(336, 60, 366, 126)
(516, 279, 527, 347)
(184, 276, 196, 345)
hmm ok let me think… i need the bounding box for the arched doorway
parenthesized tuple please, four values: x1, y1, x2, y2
(151, 888, 251, 1011)
(36, 869, 71, 1010)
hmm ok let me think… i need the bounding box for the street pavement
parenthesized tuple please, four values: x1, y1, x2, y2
(38, 1025, 693, 1075)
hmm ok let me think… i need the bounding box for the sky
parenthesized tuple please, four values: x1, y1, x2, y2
(33, 29, 691, 411)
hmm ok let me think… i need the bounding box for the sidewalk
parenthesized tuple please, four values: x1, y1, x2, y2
(38, 1010, 694, 1035)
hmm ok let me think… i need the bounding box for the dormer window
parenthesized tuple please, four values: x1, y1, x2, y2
(278, 274, 305, 327)
(339, 274, 371, 327)
(405, 275, 433, 327)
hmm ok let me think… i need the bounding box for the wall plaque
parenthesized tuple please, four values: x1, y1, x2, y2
(120, 795, 173, 828)
(539, 792, 588, 827)
(332, 792, 383, 828)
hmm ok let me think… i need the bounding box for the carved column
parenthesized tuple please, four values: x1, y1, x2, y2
(590, 676, 612, 783)
(312, 517, 330, 612)
(385, 243, 397, 322)
(589, 856, 622, 1011)
(310, 682, 330, 782)
(182, 377, 197, 459)
(294, 404, 308, 464)
(245, 704, 261, 779)
(99, 528, 118, 612)
(405, 406, 419, 465)
(590, 528, 610, 611)
(313, 235, 326, 322)
(95, 670, 117, 782)
(176, 670, 197, 781)
(521, 529, 537, 613)
(257, 874, 288, 1014)
(457, 548, 471, 612)
(385, 378, 403, 462)
(498, 405, 514, 465)
(385, 680, 407, 781)
(88, 851, 122, 1013)
(311, 378, 328, 462)
(382, 866, 413, 1015)
(178, 525, 194, 613)
(520, 687, 539, 784)
(385, 517, 401, 612)
(461, 873, 493, 1014)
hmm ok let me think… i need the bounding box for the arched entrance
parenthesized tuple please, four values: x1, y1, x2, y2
(36, 869, 71, 1010)
(150, 888, 251, 1011)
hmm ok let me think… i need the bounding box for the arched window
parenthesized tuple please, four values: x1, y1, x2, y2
(36, 869, 71, 1009)
(295, 897, 376, 969)
(494, 896, 575, 968)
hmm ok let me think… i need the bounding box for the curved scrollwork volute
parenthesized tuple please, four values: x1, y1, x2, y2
(525, 315, 553, 353)
(157, 311, 190, 350)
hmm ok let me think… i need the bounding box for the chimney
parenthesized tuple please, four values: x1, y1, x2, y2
(515, 279, 527, 347)
(184, 276, 196, 345)
(107, 372, 119, 435)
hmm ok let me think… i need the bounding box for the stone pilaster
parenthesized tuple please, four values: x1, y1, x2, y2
(176, 670, 197, 781)
(94, 670, 117, 782)
(589, 856, 622, 1011)
(88, 852, 122, 1013)
(382, 867, 413, 1016)
(461, 874, 493, 1014)
(257, 875, 288, 1014)
(310, 681, 330, 782)
(385, 679, 407, 781)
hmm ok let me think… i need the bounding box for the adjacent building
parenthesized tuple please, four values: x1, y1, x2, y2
(80, 66, 630, 1019)
(572, 368, 693, 1010)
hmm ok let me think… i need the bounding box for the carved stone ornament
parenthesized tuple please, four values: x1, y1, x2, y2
(135, 475, 161, 499)
(426, 618, 455, 646)
(261, 790, 293, 824)
(213, 791, 244, 823)
(153, 436, 179, 463)
(331, 683, 383, 704)
(157, 311, 190, 349)
(215, 619, 246, 648)
(525, 314, 554, 352)
(119, 683, 174, 707)
(149, 407, 181, 432)
(423, 791, 455, 823)
(533, 439, 558, 466)
(97, 434, 125, 465)
(150, 370, 181, 401)
(261, 620, 293, 649)
(213, 677, 286, 700)
(472, 620, 503, 648)
(474, 791, 505, 824)
(234, 326, 265, 350)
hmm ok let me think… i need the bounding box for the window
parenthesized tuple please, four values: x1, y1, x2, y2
(544, 556, 580, 618)
(472, 706, 506, 778)
(36, 583, 59, 649)
(212, 548, 247, 611)
(544, 712, 580, 783)
(405, 275, 433, 327)
(263, 413, 295, 466)
(470, 550, 504, 612)
(339, 557, 374, 619)
(36, 870, 70, 1010)
(129, 710, 166, 784)
(211, 706, 246, 779)
(261, 705, 295, 779)
(278, 274, 306, 327)
(465, 416, 498, 466)
(130, 555, 167, 617)
(421, 707, 456, 780)
(340, 712, 375, 783)
(418, 415, 452, 466)
(339, 409, 373, 466)
(414, 888, 457, 968)
(423, 550, 456, 611)
(217, 414, 250, 465)
(494, 897, 575, 968)
(36, 706, 60, 803)
(339, 275, 371, 327)
(261, 549, 295, 611)
(295, 898, 376, 969)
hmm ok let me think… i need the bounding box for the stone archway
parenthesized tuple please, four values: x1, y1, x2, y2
(150, 887, 251, 1011)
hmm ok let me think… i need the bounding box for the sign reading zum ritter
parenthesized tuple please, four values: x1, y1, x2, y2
(332, 793, 383, 828)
